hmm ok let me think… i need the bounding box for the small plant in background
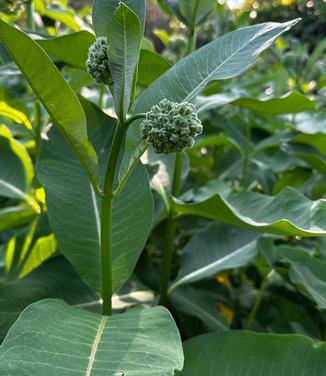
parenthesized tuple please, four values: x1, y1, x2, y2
(0, 0, 326, 375)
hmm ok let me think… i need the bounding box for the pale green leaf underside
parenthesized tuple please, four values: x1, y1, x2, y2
(0, 299, 184, 376)
(178, 331, 326, 376)
(0, 20, 99, 189)
(38, 99, 153, 294)
(170, 223, 259, 291)
(121, 19, 299, 180)
(174, 187, 326, 236)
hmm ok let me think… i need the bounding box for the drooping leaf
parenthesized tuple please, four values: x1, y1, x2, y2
(38, 98, 153, 294)
(259, 238, 326, 309)
(92, 0, 145, 36)
(36, 31, 95, 70)
(178, 331, 326, 376)
(170, 223, 259, 291)
(174, 187, 326, 236)
(233, 91, 316, 114)
(107, 2, 142, 120)
(0, 19, 99, 190)
(120, 19, 300, 181)
(0, 258, 98, 342)
(0, 299, 184, 375)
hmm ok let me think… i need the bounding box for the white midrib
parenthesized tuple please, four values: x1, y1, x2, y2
(86, 316, 108, 376)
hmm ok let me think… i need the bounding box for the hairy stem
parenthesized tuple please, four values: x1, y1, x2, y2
(100, 122, 126, 315)
(34, 100, 42, 161)
(159, 152, 184, 306)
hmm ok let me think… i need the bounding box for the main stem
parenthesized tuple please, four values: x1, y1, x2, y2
(159, 152, 183, 306)
(100, 122, 126, 315)
(26, 0, 34, 30)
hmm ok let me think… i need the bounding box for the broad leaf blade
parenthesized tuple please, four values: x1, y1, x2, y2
(179, 0, 216, 27)
(178, 331, 326, 376)
(0, 20, 99, 189)
(0, 299, 184, 375)
(174, 187, 326, 236)
(38, 98, 153, 294)
(108, 3, 142, 120)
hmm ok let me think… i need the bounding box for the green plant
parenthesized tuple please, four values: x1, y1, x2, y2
(0, 0, 326, 374)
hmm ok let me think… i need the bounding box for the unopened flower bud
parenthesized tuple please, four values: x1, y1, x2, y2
(140, 99, 203, 154)
(86, 37, 112, 85)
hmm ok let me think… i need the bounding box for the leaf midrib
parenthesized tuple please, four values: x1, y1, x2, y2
(86, 316, 108, 376)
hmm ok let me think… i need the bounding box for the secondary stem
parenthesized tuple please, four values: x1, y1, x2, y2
(245, 270, 275, 329)
(26, 0, 34, 30)
(100, 122, 126, 316)
(159, 152, 184, 306)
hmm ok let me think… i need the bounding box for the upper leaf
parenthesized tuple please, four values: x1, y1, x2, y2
(0, 299, 184, 376)
(108, 2, 142, 120)
(92, 0, 146, 36)
(0, 20, 99, 189)
(120, 19, 300, 180)
(179, 0, 217, 28)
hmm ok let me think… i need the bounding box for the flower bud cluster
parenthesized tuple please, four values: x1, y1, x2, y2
(86, 37, 112, 85)
(140, 99, 203, 154)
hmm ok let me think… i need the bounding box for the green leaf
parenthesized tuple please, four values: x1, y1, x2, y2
(0, 258, 98, 342)
(179, 0, 217, 28)
(170, 286, 228, 331)
(170, 224, 259, 292)
(174, 187, 326, 236)
(108, 2, 142, 120)
(37, 31, 95, 70)
(178, 331, 326, 376)
(233, 91, 316, 114)
(92, 0, 145, 36)
(138, 49, 171, 87)
(0, 299, 184, 375)
(0, 206, 36, 232)
(0, 101, 32, 131)
(38, 98, 153, 294)
(0, 126, 40, 212)
(121, 19, 300, 181)
(260, 239, 326, 309)
(0, 19, 99, 191)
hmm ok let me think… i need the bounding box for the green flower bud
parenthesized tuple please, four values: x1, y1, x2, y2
(86, 37, 112, 85)
(140, 99, 203, 154)
(307, 64, 324, 82)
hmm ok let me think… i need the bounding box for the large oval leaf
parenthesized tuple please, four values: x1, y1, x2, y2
(174, 187, 326, 236)
(0, 20, 99, 189)
(0, 299, 184, 375)
(178, 330, 326, 376)
(38, 99, 153, 294)
(120, 19, 300, 180)
(0, 258, 97, 342)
